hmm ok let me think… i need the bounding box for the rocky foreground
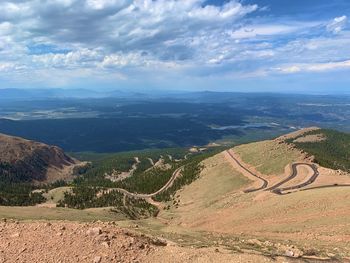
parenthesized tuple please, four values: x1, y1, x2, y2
(0, 220, 160, 263)
(0, 220, 302, 263)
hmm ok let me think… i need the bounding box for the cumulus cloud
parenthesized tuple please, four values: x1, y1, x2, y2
(0, 1, 349, 88)
(0, 1, 258, 69)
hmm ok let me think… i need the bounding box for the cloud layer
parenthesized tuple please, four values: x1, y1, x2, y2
(0, 0, 349, 91)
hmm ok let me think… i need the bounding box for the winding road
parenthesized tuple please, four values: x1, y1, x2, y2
(225, 150, 321, 195)
(103, 167, 183, 200)
(225, 150, 268, 193)
(271, 163, 319, 195)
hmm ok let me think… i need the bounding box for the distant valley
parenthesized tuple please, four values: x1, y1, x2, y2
(1, 91, 350, 153)
(1, 91, 350, 261)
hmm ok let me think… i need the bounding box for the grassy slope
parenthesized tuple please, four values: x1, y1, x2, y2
(43, 187, 72, 204)
(234, 139, 302, 175)
(159, 152, 251, 221)
(149, 151, 350, 254)
(0, 206, 126, 221)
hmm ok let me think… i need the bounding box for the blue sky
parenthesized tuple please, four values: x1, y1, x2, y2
(0, 0, 349, 94)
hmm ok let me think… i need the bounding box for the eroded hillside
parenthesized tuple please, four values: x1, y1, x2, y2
(0, 133, 79, 183)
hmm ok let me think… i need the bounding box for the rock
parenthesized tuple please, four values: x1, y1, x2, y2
(247, 239, 262, 247)
(101, 241, 110, 248)
(327, 252, 336, 258)
(150, 237, 167, 246)
(285, 248, 303, 258)
(293, 248, 303, 258)
(285, 250, 294, 257)
(139, 244, 145, 249)
(11, 232, 20, 238)
(93, 256, 102, 263)
(233, 246, 241, 251)
(86, 227, 102, 236)
(96, 234, 109, 242)
(263, 241, 273, 247)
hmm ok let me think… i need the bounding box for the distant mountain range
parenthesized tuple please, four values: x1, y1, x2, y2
(2, 88, 350, 101)
(0, 88, 150, 100)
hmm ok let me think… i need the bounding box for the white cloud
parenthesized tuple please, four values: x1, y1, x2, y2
(275, 60, 350, 74)
(230, 25, 299, 39)
(0, 1, 349, 88)
(326, 15, 347, 34)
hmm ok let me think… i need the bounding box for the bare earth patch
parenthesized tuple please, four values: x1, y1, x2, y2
(154, 151, 350, 260)
(275, 127, 320, 142)
(293, 134, 326, 143)
(0, 220, 295, 263)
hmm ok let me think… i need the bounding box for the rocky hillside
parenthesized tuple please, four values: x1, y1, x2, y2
(0, 133, 78, 183)
(0, 220, 291, 263)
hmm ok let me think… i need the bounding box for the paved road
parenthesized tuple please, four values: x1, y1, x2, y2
(272, 163, 319, 195)
(225, 150, 268, 193)
(266, 163, 317, 191)
(225, 150, 323, 195)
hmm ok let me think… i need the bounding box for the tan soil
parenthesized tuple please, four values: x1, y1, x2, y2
(299, 166, 350, 190)
(156, 152, 350, 258)
(293, 134, 326, 143)
(0, 220, 292, 263)
(145, 246, 296, 263)
(279, 163, 314, 188)
(224, 150, 302, 189)
(0, 220, 157, 263)
(224, 150, 268, 189)
(275, 127, 320, 142)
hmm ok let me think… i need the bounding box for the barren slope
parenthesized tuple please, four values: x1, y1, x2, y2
(0, 220, 295, 263)
(0, 133, 79, 183)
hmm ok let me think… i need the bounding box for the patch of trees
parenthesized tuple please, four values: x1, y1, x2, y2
(153, 150, 216, 202)
(57, 188, 158, 219)
(287, 129, 350, 172)
(58, 147, 224, 219)
(0, 181, 45, 206)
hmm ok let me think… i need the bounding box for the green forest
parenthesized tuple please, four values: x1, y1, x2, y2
(58, 147, 224, 218)
(287, 129, 350, 172)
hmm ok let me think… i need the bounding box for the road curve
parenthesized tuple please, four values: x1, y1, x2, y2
(271, 163, 319, 195)
(112, 166, 183, 199)
(225, 150, 268, 193)
(266, 163, 316, 191)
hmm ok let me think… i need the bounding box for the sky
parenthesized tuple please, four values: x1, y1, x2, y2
(0, 0, 349, 94)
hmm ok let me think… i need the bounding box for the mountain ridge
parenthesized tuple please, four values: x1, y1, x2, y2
(0, 133, 79, 183)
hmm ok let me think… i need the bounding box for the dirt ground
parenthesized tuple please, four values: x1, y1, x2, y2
(154, 152, 350, 260)
(275, 127, 320, 142)
(293, 134, 326, 143)
(0, 220, 297, 263)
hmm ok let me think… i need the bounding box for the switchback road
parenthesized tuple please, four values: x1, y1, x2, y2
(225, 150, 268, 193)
